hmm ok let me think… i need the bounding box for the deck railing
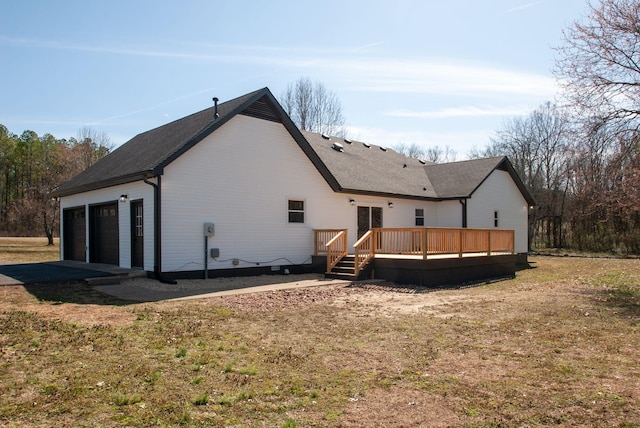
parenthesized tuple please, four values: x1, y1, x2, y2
(374, 227, 514, 258)
(314, 229, 347, 255)
(353, 230, 374, 277)
(315, 227, 515, 277)
(314, 229, 349, 274)
(325, 230, 348, 273)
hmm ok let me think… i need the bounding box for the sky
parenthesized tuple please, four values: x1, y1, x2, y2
(1, 0, 592, 158)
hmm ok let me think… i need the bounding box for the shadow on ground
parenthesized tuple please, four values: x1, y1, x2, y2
(21, 281, 139, 305)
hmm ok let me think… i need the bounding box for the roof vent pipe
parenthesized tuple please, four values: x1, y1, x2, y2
(212, 97, 219, 120)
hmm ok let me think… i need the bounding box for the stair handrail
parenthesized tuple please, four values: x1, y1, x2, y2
(353, 229, 376, 277)
(325, 230, 348, 273)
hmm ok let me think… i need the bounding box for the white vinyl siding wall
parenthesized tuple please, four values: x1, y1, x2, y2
(160, 115, 458, 272)
(466, 170, 529, 253)
(59, 181, 155, 270)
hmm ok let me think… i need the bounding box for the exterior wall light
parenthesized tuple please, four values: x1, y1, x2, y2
(388, 202, 394, 208)
(119, 194, 128, 203)
(349, 198, 356, 206)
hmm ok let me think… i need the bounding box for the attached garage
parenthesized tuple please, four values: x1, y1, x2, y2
(63, 206, 86, 262)
(89, 202, 119, 265)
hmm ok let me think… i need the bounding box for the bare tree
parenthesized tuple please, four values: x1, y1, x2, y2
(73, 127, 114, 170)
(483, 102, 571, 249)
(393, 143, 457, 163)
(555, 0, 640, 141)
(280, 77, 346, 136)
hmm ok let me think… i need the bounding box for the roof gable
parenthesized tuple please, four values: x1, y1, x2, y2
(425, 156, 535, 205)
(53, 88, 340, 196)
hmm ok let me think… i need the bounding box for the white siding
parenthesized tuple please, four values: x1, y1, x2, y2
(161, 115, 448, 272)
(435, 200, 463, 227)
(466, 169, 529, 253)
(59, 181, 155, 270)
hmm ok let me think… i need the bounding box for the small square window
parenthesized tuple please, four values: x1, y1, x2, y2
(415, 208, 424, 226)
(494, 210, 499, 228)
(288, 199, 305, 223)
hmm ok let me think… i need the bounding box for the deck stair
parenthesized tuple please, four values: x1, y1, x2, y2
(325, 255, 371, 280)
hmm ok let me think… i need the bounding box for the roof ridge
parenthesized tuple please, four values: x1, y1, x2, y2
(300, 130, 436, 166)
(424, 156, 505, 168)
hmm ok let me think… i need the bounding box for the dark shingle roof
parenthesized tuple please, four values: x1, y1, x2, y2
(426, 157, 507, 198)
(426, 157, 535, 204)
(303, 131, 438, 199)
(53, 87, 534, 205)
(53, 88, 270, 196)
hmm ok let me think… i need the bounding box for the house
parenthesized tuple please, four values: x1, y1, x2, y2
(52, 87, 534, 283)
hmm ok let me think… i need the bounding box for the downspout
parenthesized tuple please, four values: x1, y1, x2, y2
(144, 176, 177, 285)
(459, 199, 468, 228)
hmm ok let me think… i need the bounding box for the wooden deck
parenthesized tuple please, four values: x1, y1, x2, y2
(314, 227, 517, 285)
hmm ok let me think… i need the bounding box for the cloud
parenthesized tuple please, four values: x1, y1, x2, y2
(328, 58, 555, 98)
(386, 105, 532, 119)
(0, 35, 313, 67)
(505, 2, 540, 13)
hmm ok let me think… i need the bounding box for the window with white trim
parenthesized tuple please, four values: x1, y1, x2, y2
(288, 199, 305, 223)
(415, 208, 424, 226)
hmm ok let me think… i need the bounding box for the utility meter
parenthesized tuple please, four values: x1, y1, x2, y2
(203, 223, 215, 237)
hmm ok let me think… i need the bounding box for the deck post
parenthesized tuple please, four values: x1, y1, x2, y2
(487, 230, 491, 256)
(458, 229, 463, 258)
(422, 228, 428, 260)
(314, 231, 319, 256)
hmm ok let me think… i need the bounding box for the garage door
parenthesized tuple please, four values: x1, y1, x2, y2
(89, 203, 119, 265)
(63, 207, 86, 261)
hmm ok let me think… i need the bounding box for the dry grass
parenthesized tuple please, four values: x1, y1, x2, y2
(0, 254, 639, 427)
(0, 237, 60, 263)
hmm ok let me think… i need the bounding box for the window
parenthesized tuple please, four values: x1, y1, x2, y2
(135, 205, 143, 237)
(288, 199, 305, 223)
(494, 210, 499, 227)
(415, 208, 424, 226)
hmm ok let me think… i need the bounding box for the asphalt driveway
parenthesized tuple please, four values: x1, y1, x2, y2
(0, 261, 131, 285)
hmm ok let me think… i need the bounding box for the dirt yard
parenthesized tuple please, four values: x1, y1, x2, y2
(1, 256, 639, 427)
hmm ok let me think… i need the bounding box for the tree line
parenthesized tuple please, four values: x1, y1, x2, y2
(474, 0, 640, 254)
(0, 126, 112, 243)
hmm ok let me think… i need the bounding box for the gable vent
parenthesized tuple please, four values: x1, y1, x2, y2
(363, 142, 371, 148)
(241, 96, 281, 122)
(321, 134, 330, 140)
(332, 142, 344, 152)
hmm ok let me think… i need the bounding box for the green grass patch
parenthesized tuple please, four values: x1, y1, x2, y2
(191, 393, 209, 406)
(113, 392, 142, 406)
